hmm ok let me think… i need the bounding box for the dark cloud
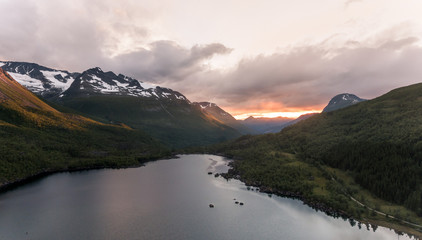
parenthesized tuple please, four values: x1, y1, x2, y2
(106, 41, 231, 82)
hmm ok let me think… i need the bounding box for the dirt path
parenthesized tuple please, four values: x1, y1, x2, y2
(330, 176, 422, 229)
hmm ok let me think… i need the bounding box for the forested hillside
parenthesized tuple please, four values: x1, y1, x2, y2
(209, 83, 422, 236)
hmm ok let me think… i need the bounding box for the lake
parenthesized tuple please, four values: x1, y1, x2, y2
(0, 155, 412, 239)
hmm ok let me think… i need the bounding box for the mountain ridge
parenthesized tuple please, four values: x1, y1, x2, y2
(193, 101, 252, 134)
(0, 61, 241, 148)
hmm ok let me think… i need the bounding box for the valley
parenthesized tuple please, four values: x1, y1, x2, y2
(2, 2, 422, 239)
(1, 60, 422, 238)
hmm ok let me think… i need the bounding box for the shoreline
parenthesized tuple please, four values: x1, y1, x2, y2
(223, 172, 421, 239)
(0, 154, 177, 194)
(215, 153, 422, 240)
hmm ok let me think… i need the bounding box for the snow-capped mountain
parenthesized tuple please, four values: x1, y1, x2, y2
(0, 61, 240, 148)
(62, 67, 188, 101)
(0, 61, 188, 102)
(322, 93, 366, 112)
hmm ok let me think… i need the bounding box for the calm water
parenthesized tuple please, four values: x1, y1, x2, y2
(0, 155, 412, 240)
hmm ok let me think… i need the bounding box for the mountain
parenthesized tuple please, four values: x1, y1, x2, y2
(322, 93, 365, 112)
(263, 113, 317, 133)
(241, 116, 293, 134)
(193, 102, 251, 134)
(1, 61, 240, 148)
(0, 61, 187, 101)
(60, 67, 189, 101)
(263, 93, 365, 133)
(0, 68, 169, 187)
(211, 83, 422, 235)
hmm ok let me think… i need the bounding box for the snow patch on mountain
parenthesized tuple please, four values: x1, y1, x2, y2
(113, 80, 129, 88)
(40, 70, 74, 91)
(139, 81, 156, 89)
(8, 72, 44, 92)
(175, 94, 186, 100)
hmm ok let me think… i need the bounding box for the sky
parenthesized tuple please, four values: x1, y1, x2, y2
(1, 0, 422, 119)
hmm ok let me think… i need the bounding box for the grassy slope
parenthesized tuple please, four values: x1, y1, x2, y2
(208, 83, 422, 237)
(61, 96, 241, 148)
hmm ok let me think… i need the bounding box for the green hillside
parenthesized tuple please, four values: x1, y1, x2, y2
(209, 83, 422, 236)
(278, 83, 422, 208)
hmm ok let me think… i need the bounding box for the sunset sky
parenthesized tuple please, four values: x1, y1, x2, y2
(2, 0, 422, 119)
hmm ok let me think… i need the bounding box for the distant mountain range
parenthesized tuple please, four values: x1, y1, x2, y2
(186, 93, 367, 135)
(197, 93, 366, 135)
(240, 116, 292, 134)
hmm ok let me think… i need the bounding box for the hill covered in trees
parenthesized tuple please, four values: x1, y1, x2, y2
(209, 82, 422, 237)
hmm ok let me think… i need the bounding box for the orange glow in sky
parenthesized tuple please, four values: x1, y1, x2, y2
(233, 110, 321, 120)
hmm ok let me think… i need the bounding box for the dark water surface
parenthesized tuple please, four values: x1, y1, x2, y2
(0, 155, 410, 239)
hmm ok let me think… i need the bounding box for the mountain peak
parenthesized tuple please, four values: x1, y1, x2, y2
(322, 93, 366, 112)
(87, 67, 103, 73)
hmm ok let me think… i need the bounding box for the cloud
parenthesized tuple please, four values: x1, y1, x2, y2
(0, 0, 156, 71)
(345, 0, 362, 9)
(157, 27, 422, 114)
(0, 0, 231, 82)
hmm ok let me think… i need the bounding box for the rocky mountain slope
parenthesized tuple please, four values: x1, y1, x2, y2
(193, 102, 251, 134)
